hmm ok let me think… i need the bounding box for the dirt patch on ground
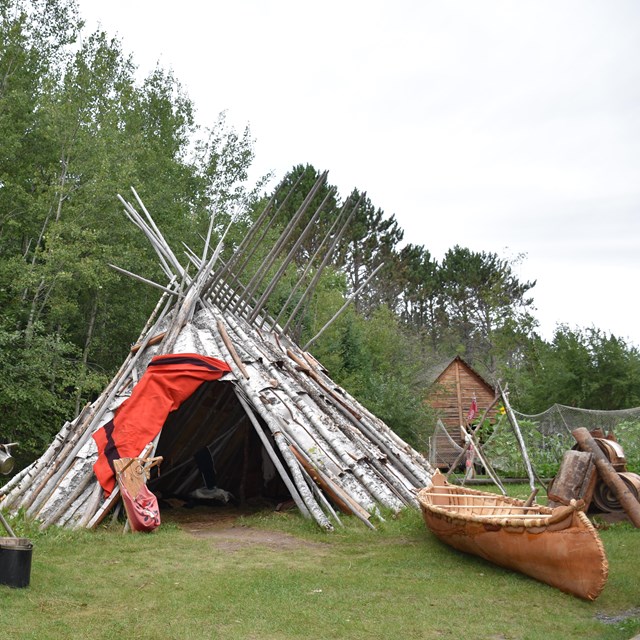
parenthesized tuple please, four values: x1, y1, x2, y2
(596, 607, 640, 625)
(161, 501, 327, 552)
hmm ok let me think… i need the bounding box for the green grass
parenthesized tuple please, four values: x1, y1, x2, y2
(1, 498, 639, 640)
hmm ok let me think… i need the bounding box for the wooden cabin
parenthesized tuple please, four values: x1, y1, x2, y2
(427, 356, 498, 469)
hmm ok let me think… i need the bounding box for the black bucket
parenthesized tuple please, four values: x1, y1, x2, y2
(0, 537, 33, 588)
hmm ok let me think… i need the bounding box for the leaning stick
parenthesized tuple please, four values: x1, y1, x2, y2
(248, 187, 336, 324)
(201, 205, 216, 264)
(0, 460, 33, 498)
(236, 394, 312, 520)
(211, 175, 293, 304)
(233, 171, 328, 317)
(499, 382, 536, 492)
(303, 263, 385, 350)
(270, 200, 349, 330)
(204, 321, 325, 526)
(459, 426, 506, 495)
(131, 187, 185, 276)
(118, 198, 176, 280)
(295, 460, 344, 527)
(280, 194, 361, 334)
(217, 320, 250, 379)
(109, 265, 179, 296)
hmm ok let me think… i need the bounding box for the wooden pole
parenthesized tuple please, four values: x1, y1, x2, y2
(279, 194, 362, 334)
(454, 359, 464, 429)
(217, 320, 250, 379)
(303, 263, 385, 350)
(211, 174, 297, 306)
(572, 427, 640, 528)
(271, 198, 349, 331)
(233, 172, 328, 317)
(248, 186, 336, 324)
(498, 382, 536, 492)
(0, 510, 16, 537)
(459, 426, 506, 495)
(108, 265, 179, 296)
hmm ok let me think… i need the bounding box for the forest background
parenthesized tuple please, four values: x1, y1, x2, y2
(2, 0, 640, 469)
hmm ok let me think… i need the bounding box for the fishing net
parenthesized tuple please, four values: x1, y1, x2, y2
(481, 404, 640, 477)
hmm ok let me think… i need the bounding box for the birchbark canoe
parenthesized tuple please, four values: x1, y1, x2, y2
(417, 471, 608, 600)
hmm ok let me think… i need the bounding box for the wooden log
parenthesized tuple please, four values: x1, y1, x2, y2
(289, 444, 369, 522)
(547, 449, 596, 509)
(286, 349, 361, 419)
(0, 459, 35, 499)
(39, 470, 94, 530)
(572, 427, 640, 528)
(74, 481, 103, 529)
(269, 360, 402, 510)
(295, 462, 344, 527)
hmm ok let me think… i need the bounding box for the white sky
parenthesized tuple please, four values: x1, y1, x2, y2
(77, 0, 640, 347)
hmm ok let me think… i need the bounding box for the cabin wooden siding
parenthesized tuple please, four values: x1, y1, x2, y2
(427, 356, 498, 468)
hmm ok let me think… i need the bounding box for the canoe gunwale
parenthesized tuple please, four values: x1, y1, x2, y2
(417, 490, 580, 530)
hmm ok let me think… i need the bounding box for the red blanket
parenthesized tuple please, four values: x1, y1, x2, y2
(93, 353, 231, 496)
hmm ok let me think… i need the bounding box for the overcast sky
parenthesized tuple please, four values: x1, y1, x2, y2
(78, 0, 640, 347)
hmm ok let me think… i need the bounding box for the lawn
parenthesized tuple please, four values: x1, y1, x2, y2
(1, 492, 639, 640)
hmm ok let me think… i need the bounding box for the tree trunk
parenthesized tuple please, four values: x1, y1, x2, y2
(75, 294, 99, 416)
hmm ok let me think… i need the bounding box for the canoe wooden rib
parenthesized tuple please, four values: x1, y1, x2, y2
(417, 471, 608, 600)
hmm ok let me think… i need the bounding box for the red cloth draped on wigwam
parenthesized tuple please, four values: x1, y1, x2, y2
(93, 353, 231, 496)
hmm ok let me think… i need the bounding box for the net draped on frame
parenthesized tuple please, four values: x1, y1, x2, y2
(480, 404, 640, 476)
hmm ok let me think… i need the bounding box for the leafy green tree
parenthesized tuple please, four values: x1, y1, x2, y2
(512, 326, 640, 412)
(394, 243, 442, 349)
(0, 320, 105, 466)
(338, 191, 404, 316)
(438, 246, 537, 378)
(0, 3, 261, 464)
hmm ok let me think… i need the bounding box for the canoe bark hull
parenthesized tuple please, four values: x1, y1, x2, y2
(418, 476, 608, 600)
